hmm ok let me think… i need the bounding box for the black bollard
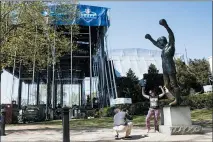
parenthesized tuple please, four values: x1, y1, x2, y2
(1, 108, 6, 136)
(63, 106, 70, 142)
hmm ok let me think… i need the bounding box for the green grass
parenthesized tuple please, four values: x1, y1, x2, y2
(33, 116, 146, 129)
(8, 109, 212, 129)
(191, 109, 212, 121)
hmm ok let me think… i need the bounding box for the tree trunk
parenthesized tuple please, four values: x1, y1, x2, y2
(0, 1, 2, 107)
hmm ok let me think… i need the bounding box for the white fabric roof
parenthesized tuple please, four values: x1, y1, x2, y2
(109, 48, 184, 79)
(208, 56, 212, 74)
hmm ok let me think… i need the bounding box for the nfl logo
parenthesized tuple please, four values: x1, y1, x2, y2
(80, 7, 97, 23)
(85, 8, 91, 14)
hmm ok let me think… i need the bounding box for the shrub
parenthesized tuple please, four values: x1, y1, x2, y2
(99, 107, 112, 117)
(129, 102, 149, 115)
(184, 93, 213, 110)
(100, 93, 212, 116)
(98, 107, 116, 117)
(86, 109, 96, 117)
(158, 93, 213, 110)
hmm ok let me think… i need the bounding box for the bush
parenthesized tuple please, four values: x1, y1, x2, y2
(99, 107, 111, 117)
(129, 102, 149, 115)
(98, 107, 116, 117)
(183, 93, 213, 110)
(100, 93, 212, 116)
(86, 109, 96, 117)
(159, 93, 213, 110)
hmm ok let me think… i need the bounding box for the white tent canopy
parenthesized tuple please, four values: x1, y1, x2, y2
(208, 56, 212, 74)
(109, 48, 184, 79)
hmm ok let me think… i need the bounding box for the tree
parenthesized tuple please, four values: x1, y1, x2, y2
(144, 64, 163, 95)
(116, 68, 142, 103)
(175, 59, 200, 95)
(188, 58, 210, 86)
(148, 63, 159, 74)
(126, 68, 139, 83)
(0, 1, 79, 103)
(1, 1, 79, 70)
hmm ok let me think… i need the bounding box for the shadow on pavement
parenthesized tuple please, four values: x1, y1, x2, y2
(6, 127, 62, 135)
(114, 135, 148, 141)
(128, 134, 148, 140)
(5, 127, 102, 135)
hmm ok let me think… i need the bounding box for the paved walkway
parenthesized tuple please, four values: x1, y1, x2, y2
(1, 125, 212, 142)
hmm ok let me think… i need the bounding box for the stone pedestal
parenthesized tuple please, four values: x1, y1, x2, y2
(159, 106, 202, 135)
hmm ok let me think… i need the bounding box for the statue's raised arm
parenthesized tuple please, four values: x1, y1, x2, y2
(159, 19, 175, 46)
(145, 34, 164, 50)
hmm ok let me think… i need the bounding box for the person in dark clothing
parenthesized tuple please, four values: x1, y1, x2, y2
(113, 108, 133, 140)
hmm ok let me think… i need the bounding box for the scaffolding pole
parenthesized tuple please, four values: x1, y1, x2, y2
(89, 26, 93, 108)
(11, 50, 16, 103)
(93, 62, 99, 101)
(105, 34, 114, 99)
(18, 60, 22, 109)
(32, 23, 37, 105)
(27, 84, 30, 105)
(104, 61, 110, 106)
(79, 83, 81, 106)
(100, 31, 106, 106)
(70, 25, 73, 107)
(111, 60, 118, 98)
(96, 64, 100, 102)
(51, 23, 56, 110)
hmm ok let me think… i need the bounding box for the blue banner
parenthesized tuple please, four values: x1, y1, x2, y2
(44, 4, 110, 27)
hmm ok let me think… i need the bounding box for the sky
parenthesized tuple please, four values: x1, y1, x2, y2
(79, 1, 212, 60)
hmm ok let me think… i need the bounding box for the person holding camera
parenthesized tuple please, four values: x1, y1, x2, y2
(113, 108, 133, 140)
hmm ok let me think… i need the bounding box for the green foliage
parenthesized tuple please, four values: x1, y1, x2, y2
(175, 58, 210, 95)
(144, 64, 163, 94)
(116, 68, 142, 103)
(126, 68, 139, 83)
(17, 109, 211, 128)
(98, 107, 107, 117)
(148, 63, 159, 74)
(161, 93, 213, 110)
(188, 58, 210, 86)
(0, 1, 79, 70)
(129, 102, 149, 115)
(102, 93, 213, 117)
(182, 93, 213, 110)
(106, 107, 116, 117)
(175, 59, 199, 95)
(86, 109, 96, 117)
